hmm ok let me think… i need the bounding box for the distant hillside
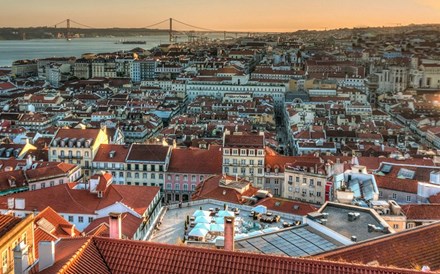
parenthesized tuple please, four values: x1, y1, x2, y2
(0, 27, 169, 40)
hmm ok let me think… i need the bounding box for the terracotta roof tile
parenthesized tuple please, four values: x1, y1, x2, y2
(0, 214, 21, 238)
(47, 236, 422, 273)
(126, 144, 170, 162)
(315, 222, 440, 271)
(224, 134, 264, 149)
(375, 175, 418, 193)
(0, 184, 159, 216)
(168, 145, 222, 174)
(93, 144, 130, 163)
(255, 197, 318, 216)
(401, 204, 440, 220)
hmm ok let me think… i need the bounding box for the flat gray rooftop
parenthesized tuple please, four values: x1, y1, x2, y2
(150, 201, 298, 245)
(235, 224, 343, 257)
(321, 204, 388, 242)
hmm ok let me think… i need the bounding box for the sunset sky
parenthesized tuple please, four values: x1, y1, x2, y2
(1, 0, 440, 32)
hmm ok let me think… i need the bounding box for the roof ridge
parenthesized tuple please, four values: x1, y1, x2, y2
(63, 184, 95, 213)
(58, 238, 94, 274)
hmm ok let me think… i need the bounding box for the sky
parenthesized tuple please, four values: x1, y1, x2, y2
(1, 0, 440, 32)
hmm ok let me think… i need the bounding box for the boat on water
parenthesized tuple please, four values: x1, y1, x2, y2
(116, 40, 146, 45)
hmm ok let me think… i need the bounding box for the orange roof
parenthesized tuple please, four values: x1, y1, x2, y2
(375, 176, 418, 194)
(315, 222, 440, 271)
(0, 183, 160, 216)
(35, 206, 81, 238)
(192, 175, 259, 204)
(168, 145, 222, 174)
(93, 144, 130, 163)
(40, 236, 422, 274)
(255, 197, 318, 216)
(83, 212, 142, 239)
(401, 204, 440, 220)
(0, 214, 21, 238)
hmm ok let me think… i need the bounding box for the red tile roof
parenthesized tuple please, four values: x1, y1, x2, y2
(401, 204, 440, 220)
(42, 236, 422, 274)
(0, 183, 160, 216)
(168, 145, 222, 174)
(255, 197, 318, 216)
(192, 175, 259, 204)
(35, 206, 81, 238)
(224, 133, 264, 149)
(84, 212, 142, 239)
(93, 144, 130, 163)
(126, 144, 170, 162)
(375, 175, 418, 193)
(0, 214, 21, 238)
(315, 222, 440, 271)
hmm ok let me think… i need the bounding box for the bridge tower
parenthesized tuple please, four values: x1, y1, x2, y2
(66, 18, 71, 40)
(169, 18, 173, 43)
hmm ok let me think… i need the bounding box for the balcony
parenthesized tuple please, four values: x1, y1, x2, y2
(59, 155, 83, 160)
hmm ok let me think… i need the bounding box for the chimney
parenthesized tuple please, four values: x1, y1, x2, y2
(39, 241, 55, 271)
(109, 212, 122, 239)
(14, 241, 29, 274)
(224, 216, 235, 251)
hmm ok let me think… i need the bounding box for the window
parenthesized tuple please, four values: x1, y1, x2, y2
(316, 192, 321, 197)
(175, 183, 180, 190)
(392, 193, 397, 199)
(257, 168, 263, 174)
(240, 149, 246, 155)
(224, 149, 230, 155)
(22, 232, 27, 244)
(183, 175, 188, 181)
(159, 174, 163, 179)
(143, 173, 147, 179)
(191, 184, 196, 191)
(41, 183, 46, 189)
(119, 172, 124, 178)
(31, 185, 36, 191)
(288, 186, 293, 192)
(78, 216, 84, 223)
(191, 175, 196, 182)
(393, 224, 399, 229)
(274, 179, 279, 185)
(135, 173, 139, 179)
(406, 196, 411, 202)
(379, 191, 383, 198)
(232, 149, 238, 155)
(249, 150, 255, 156)
(52, 150, 56, 156)
(249, 159, 254, 165)
(225, 167, 229, 173)
(175, 175, 180, 182)
(167, 175, 171, 180)
(302, 178, 307, 185)
(50, 181, 54, 187)
(151, 173, 155, 179)
(317, 181, 322, 186)
(200, 175, 204, 181)
(88, 217, 94, 223)
(127, 164, 131, 170)
(232, 159, 237, 165)
(183, 184, 188, 191)
(296, 177, 300, 183)
(257, 160, 263, 166)
(127, 172, 132, 178)
(2, 249, 7, 273)
(68, 216, 73, 222)
(85, 151, 89, 157)
(241, 159, 246, 165)
(224, 159, 230, 164)
(166, 183, 172, 190)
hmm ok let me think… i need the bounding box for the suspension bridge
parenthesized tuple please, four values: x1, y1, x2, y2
(46, 18, 252, 42)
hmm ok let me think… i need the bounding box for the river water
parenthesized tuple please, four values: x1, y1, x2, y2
(0, 34, 223, 67)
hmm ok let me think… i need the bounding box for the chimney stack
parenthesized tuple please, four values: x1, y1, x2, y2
(14, 241, 29, 274)
(39, 241, 55, 271)
(109, 212, 122, 239)
(224, 216, 235, 251)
